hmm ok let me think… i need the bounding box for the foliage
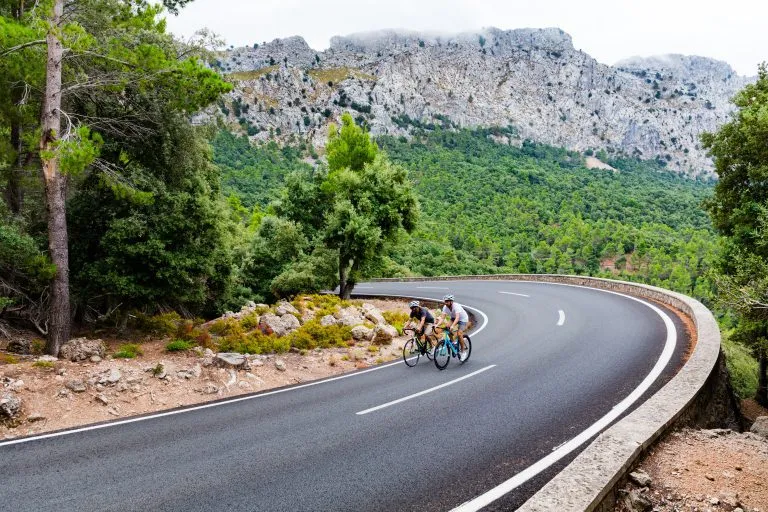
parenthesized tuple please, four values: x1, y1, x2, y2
(113, 343, 142, 358)
(32, 360, 55, 369)
(166, 339, 194, 352)
(721, 330, 759, 398)
(382, 310, 409, 333)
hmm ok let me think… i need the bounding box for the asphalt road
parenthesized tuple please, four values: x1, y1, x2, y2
(0, 280, 688, 511)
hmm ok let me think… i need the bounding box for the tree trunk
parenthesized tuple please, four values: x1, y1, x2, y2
(338, 260, 351, 300)
(41, 0, 69, 356)
(757, 348, 768, 407)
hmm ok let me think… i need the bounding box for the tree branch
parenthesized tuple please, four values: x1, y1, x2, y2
(0, 39, 47, 59)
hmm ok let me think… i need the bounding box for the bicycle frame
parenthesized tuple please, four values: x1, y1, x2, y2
(437, 329, 460, 357)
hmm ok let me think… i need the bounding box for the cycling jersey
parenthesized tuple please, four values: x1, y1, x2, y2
(442, 302, 468, 323)
(410, 306, 434, 324)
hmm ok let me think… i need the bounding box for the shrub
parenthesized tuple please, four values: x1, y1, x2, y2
(113, 343, 142, 359)
(133, 312, 182, 337)
(32, 360, 55, 369)
(284, 320, 352, 350)
(722, 332, 759, 398)
(240, 312, 262, 330)
(0, 354, 19, 364)
(383, 310, 410, 334)
(31, 339, 46, 355)
(166, 340, 194, 352)
(151, 363, 164, 376)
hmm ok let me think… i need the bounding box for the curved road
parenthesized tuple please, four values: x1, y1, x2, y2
(0, 280, 688, 511)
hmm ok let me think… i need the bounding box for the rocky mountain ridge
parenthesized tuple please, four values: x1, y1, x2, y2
(211, 27, 754, 177)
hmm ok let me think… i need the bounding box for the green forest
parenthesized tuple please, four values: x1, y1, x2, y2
(1, 0, 766, 404)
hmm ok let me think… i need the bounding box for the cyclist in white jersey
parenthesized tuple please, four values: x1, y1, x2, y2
(435, 294, 469, 361)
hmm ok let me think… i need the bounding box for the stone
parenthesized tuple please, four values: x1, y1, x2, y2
(320, 315, 338, 327)
(66, 380, 87, 393)
(56, 388, 70, 398)
(351, 325, 374, 341)
(95, 394, 109, 406)
(99, 368, 122, 385)
(37, 355, 58, 363)
(6, 338, 31, 354)
(274, 359, 287, 372)
(705, 474, 715, 481)
(0, 392, 21, 419)
(9, 379, 24, 392)
(361, 303, 386, 325)
(335, 306, 365, 326)
(27, 412, 46, 423)
(201, 383, 219, 394)
(623, 489, 653, 512)
(749, 416, 768, 439)
(280, 313, 301, 332)
(214, 353, 251, 370)
(259, 313, 287, 337)
(275, 301, 299, 317)
(59, 338, 106, 362)
(629, 469, 652, 487)
(237, 381, 253, 390)
(370, 324, 399, 344)
(90, 355, 102, 363)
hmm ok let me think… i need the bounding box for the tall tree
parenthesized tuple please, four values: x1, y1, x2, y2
(703, 63, 768, 406)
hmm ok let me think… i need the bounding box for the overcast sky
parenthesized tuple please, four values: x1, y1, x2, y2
(164, 0, 766, 76)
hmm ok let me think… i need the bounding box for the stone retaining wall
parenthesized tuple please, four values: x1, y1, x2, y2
(368, 274, 722, 511)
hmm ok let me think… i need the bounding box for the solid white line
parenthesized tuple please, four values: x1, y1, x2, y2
(557, 309, 566, 326)
(416, 286, 449, 290)
(450, 289, 677, 512)
(498, 291, 530, 298)
(356, 365, 496, 415)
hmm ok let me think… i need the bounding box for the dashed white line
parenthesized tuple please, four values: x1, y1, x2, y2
(557, 310, 566, 326)
(356, 365, 496, 415)
(498, 291, 530, 298)
(416, 286, 449, 290)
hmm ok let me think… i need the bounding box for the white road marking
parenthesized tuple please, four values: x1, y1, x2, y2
(356, 365, 496, 415)
(0, 291, 489, 449)
(450, 285, 677, 512)
(557, 309, 566, 326)
(416, 286, 449, 290)
(498, 291, 530, 298)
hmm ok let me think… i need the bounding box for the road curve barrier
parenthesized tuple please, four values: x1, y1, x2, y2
(368, 274, 725, 511)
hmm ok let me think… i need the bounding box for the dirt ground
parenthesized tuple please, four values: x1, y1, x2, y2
(0, 299, 413, 440)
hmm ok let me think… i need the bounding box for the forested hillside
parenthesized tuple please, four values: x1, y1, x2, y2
(213, 128, 718, 305)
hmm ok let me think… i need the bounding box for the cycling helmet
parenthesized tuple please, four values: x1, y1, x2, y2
(409, 300, 420, 308)
(443, 294, 454, 301)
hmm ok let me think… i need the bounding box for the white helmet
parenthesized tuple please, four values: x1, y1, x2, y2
(409, 300, 420, 308)
(443, 294, 454, 301)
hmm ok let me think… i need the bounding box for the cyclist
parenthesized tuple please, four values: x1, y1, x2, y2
(435, 294, 469, 361)
(407, 300, 436, 349)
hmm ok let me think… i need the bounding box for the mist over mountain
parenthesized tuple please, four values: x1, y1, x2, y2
(210, 27, 753, 177)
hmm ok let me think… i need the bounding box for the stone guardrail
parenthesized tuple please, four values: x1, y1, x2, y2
(368, 274, 721, 511)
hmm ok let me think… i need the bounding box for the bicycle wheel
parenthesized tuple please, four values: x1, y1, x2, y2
(403, 338, 420, 367)
(458, 335, 472, 364)
(425, 339, 434, 361)
(433, 340, 450, 370)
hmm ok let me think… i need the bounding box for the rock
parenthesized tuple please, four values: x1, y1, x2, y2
(190, 364, 202, 378)
(65, 380, 87, 393)
(37, 355, 58, 363)
(280, 313, 301, 332)
(750, 416, 768, 439)
(7, 338, 31, 354)
(59, 337, 106, 362)
(705, 474, 715, 481)
(370, 324, 398, 344)
(214, 353, 251, 370)
(89, 355, 102, 363)
(56, 388, 70, 398)
(237, 381, 252, 390)
(274, 359, 287, 372)
(275, 301, 299, 317)
(623, 489, 653, 512)
(201, 383, 219, 394)
(0, 392, 21, 419)
(361, 303, 386, 325)
(9, 379, 24, 392)
(27, 412, 46, 423)
(259, 313, 287, 337)
(335, 306, 365, 326)
(203, 348, 215, 357)
(99, 368, 122, 385)
(351, 325, 374, 341)
(95, 393, 109, 406)
(629, 469, 652, 487)
(320, 314, 338, 327)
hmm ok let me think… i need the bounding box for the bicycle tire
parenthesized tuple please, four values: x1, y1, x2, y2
(425, 339, 434, 361)
(433, 340, 450, 370)
(458, 335, 472, 364)
(403, 338, 420, 367)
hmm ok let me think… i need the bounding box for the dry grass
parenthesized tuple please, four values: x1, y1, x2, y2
(308, 67, 376, 85)
(226, 66, 279, 82)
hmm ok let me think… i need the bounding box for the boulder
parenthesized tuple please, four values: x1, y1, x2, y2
(320, 315, 338, 327)
(6, 338, 31, 355)
(629, 469, 652, 487)
(0, 392, 21, 419)
(214, 353, 250, 370)
(623, 490, 652, 512)
(259, 313, 287, 337)
(370, 324, 398, 344)
(351, 325, 373, 341)
(275, 301, 299, 317)
(750, 416, 768, 439)
(98, 368, 122, 386)
(280, 314, 301, 332)
(335, 306, 365, 326)
(66, 380, 87, 393)
(361, 303, 386, 325)
(274, 359, 287, 372)
(59, 337, 106, 362)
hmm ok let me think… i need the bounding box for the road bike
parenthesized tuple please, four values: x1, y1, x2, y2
(402, 327, 436, 367)
(433, 325, 472, 370)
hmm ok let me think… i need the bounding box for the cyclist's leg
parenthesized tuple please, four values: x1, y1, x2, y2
(457, 321, 467, 351)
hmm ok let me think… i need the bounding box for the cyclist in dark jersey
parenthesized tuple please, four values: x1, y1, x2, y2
(407, 300, 435, 345)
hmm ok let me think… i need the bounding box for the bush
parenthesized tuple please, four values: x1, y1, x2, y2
(166, 340, 195, 352)
(722, 332, 759, 398)
(133, 312, 183, 337)
(0, 354, 19, 364)
(284, 320, 351, 350)
(32, 360, 55, 369)
(113, 343, 142, 359)
(216, 330, 290, 354)
(382, 310, 410, 334)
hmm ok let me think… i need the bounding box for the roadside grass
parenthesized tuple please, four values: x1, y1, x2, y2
(721, 331, 759, 399)
(165, 340, 194, 352)
(113, 343, 142, 359)
(0, 353, 19, 364)
(32, 360, 55, 369)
